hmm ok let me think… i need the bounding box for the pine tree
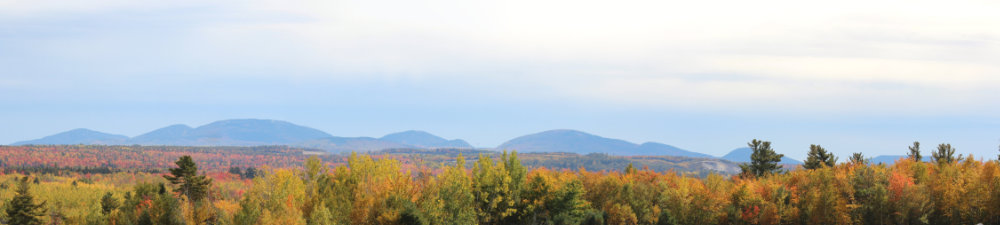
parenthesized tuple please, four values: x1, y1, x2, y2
(907, 141, 922, 162)
(101, 192, 119, 215)
(228, 166, 242, 176)
(803, 144, 837, 169)
(5, 177, 46, 225)
(244, 167, 258, 179)
(163, 155, 212, 201)
(931, 143, 956, 165)
(739, 139, 783, 177)
(849, 152, 868, 165)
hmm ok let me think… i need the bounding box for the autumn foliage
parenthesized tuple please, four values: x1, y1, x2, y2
(3, 150, 1000, 225)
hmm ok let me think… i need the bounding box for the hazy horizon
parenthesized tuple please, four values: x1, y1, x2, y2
(2, 0, 999, 160)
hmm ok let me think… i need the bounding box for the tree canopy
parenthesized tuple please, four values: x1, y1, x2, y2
(4, 176, 47, 225)
(803, 144, 837, 170)
(739, 139, 784, 177)
(163, 155, 213, 202)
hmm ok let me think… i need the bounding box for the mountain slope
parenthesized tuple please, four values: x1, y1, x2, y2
(14, 128, 128, 145)
(297, 137, 412, 152)
(184, 119, 334, 145)
(721, 147, 803, 164)
(129, 124, 194, 145)
(13, 120, 727, 158)
(636, 142, 714, 158)
(126, 119, 335, 146)
(379, 130, 473, 148)
(497, 129, 639, 155)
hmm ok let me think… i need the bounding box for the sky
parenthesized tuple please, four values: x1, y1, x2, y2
(1, 0, 999, 160)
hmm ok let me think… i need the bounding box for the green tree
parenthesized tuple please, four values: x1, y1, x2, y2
(931, 143, 956, 165)
(163, 155, 213, 202)
(849, 152, 868, 165)
(739, 139, 783, 177)
(625, 163, 637, 174)
(437, 154, 476, 225)
(473, 151, 522, 225)
(908, 141, 922, 162)
(244, 167, 258, 179)
(5, 177, 46, 225)
(851, 166, 889, 225)
(154, 191, 185, 225)
(228, 166, 242, 176)
(101, 192, 119, 215)
(803, 144, 837, 170)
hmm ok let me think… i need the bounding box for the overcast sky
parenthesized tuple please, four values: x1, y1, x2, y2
(2, 0, 999, 160)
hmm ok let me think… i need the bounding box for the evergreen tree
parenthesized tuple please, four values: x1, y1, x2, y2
(101, 192, 119, 215)
(907, 141, 922, 162)
(5, 177, 46, 225)
(228, 166, 242, 176)
(803, 144, 837, 170)
(163, 155, 212, 201)
(739, 139, 783, 177)
(931, 143, 956, 165)
(243, 167, 258, 179)
(849, 152, 868, 165)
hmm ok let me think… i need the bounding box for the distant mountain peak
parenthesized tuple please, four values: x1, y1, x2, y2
(13, 128, 128, 145)
(497, 129, 636, 155)
(380, 130, 472, 148)
(130, 124, 194, 145)
(14, 120, 724, 158)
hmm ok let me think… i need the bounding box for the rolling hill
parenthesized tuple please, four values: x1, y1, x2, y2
(496, 129, 712, 158)
(379, 130, 472, 148)
(13, 120, 765, 160)
(13, 128, 129, 145)
(12, 119, 470, 153)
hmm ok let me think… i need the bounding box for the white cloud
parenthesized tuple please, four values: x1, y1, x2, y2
(2, 0, 999, 115)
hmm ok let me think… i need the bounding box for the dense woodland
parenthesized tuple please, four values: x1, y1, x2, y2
(0, 145, 731, 176)
(1, 141, 1000, 225)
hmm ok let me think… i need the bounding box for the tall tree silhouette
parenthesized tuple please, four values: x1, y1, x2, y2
(739, 139, 783, 177)
(163, 155, 212, 201)
(5, 177, 46, 225)
(931, 143, 956, 165)
(849, 152, 869, 165)
(907, 141, 921, 162)
(804, 144, 837, 169)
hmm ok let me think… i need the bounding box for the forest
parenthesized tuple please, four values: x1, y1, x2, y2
(1, 141, 1000, 225)
(0, 145, 731, 176)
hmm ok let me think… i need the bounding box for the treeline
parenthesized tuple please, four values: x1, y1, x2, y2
(1, 145, 739, 175)
(0, 145, 322, 172)
(0, 166, 161, 175)
(4, 140, 1000, 225)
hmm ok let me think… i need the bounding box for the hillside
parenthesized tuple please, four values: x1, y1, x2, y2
(13, 128, 128, 145)
(147, 119, 335, 146)
(496, 129, 713, 158)
(379, 130, 473, 148)
(497, 129, 638, 155)
(16, 120, 747, 159)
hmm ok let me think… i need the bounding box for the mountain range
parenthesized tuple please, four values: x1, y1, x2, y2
(12, 118, 818, 164)
(14, 119, 471, 152)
